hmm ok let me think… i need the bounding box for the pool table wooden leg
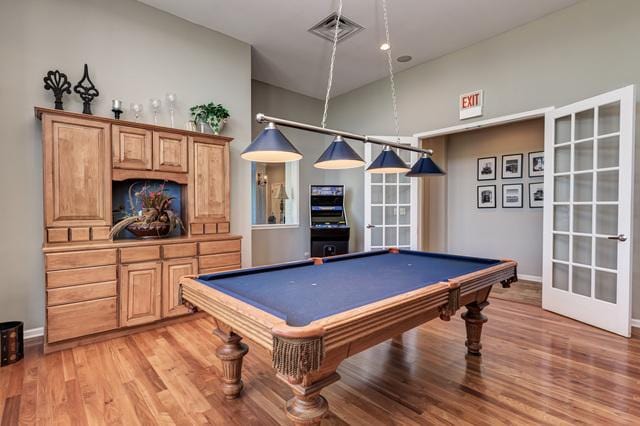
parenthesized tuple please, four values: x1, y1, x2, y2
(282, 372, 340, 426)
(462, 301, 489, 356)
(214, 329, 249, 399)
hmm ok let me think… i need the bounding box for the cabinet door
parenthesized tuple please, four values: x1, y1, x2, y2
(112, 125, 152, 170)
(43, 114, 111, 227)
(153, 131, 188, 173)
(162, 258, 197, 318)
(188, 137, 230, 224)
(120, 262, 162, 327)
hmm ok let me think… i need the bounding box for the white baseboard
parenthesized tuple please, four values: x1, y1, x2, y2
(24, 327, 44, 340)
(518, 274, 542, 283)
(631, 319, 640, 330)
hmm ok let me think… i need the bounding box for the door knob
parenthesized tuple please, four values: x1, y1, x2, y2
(366, 224, 376, 229)
(607, 234, 627, 242)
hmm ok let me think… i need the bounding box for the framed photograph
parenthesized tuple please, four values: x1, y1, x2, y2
(477, 185, 496, 208)
(528, 151, 544, 177)
(477, 157, 496, 181)
(529, 182, 544, 208)
(502, 183, 523, 208)
(501, 153, 523, 179)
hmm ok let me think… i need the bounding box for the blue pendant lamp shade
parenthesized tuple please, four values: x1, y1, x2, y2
(314, 135, 365, 169)
(241, 122, 303, 162)
(406, 154, 446, 176)
(366, 146, 410, 173)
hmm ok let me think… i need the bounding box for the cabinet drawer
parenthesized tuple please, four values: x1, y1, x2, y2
(199, 239, 241, 255)
(47, 297, 118, 343)
(45, 249, 117, 271)
(47, 265, 117, 289)
(199, 264, 241, 275)
(48, 281, 117, 306)
(162, 243, 197, 259)
(199, 252, 241, 270)
(120, 245, 160, 263)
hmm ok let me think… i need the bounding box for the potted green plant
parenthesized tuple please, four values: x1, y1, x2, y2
(190, 102, 230, 135)
(109, 182, 184, 239)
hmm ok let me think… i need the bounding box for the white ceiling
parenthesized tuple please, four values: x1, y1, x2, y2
(139, 0, 578, 99)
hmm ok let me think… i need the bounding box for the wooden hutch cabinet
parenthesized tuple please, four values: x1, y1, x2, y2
(36, 107, 241, 353)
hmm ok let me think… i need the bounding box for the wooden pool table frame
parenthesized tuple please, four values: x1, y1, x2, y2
(179, 248, 517, 425)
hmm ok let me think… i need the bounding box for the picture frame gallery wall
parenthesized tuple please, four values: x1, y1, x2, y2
(477, 151, 544, 209)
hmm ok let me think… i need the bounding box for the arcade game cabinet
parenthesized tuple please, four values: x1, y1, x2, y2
(309, 185, 350, 257)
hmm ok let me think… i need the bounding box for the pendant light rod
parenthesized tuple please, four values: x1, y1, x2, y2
(255, 113, 433, 156)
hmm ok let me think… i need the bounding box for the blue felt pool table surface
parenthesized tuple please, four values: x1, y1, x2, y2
(195, 250, 501, 326)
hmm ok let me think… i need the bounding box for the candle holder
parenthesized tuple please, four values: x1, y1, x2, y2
(150, 98, 161, 125)
(112, 99, 124, 119)
(166, 93, 177, 127)
(130, 103, 143, 121)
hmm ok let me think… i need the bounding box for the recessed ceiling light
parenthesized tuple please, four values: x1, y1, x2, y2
(397, 55, 412, 63)
(379, 43, 390, 51)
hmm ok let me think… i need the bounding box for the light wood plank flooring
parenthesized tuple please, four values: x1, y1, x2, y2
(1, 298, 639, 425)
(491, 280, 541, 306)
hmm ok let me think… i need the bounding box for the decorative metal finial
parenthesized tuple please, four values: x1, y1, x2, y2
(43, 70, 72, 110)
(74, 64, 99, 115)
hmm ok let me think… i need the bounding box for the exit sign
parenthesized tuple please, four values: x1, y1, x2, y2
(459, 90, 483, 120)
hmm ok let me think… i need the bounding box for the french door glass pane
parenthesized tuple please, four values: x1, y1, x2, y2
(371, 173, 383, 184)
(572, 265, 592, 297)
(553, 234, 569, 261)
(595, 270, 617, 303)
(597, 136, 619, 168)
(573, 235, 592, 265)
(371, 227, 383, 246)
(575, 109, 594, 139)
(553, 205, 570, 231)
(574, 141, 593, 171)
(385, 227, 397, 246)
(555, 115, 572, 144)
(595, 237, 617, 269)
(371, 185, 383, 204)
(598, 102, 620, 135)
(596, 170, 619, 201)
(385, 206, 398, 225)
(398, 226, 410, 246)
(555, 146, 571, 172)
(573, 205, 592, 233)
(552, 262, 569, 290)
(384, 185, 397, 204)
(596, 205, 618, 235)
(371, 206, 383, 225)
(398, 206, 410, 225)
(573, 173, 593, 202)
(554, 176, 570, 202)
(398, 185, 410, 203)
(386, 173, 397, 183)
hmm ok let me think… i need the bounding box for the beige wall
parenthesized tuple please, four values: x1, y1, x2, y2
(251, 80, 330, 266)
(0, 0, 252, 330)
(327, 0, 640, 317)
(445, 119, 544, 277)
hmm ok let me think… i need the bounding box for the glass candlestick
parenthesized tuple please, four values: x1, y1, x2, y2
(150, 98, 161, 125)
(130, 103, 143, 121)
(166, 93, 177, 128)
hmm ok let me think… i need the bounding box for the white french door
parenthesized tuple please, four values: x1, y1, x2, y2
(364, 137, 420, 251)
(543, 85, 636, 337)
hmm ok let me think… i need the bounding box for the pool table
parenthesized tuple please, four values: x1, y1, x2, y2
(179, 249, 517, 425)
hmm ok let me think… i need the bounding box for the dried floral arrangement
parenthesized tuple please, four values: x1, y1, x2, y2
(109, 182, 184, 239)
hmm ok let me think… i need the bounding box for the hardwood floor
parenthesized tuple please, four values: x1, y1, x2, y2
(490, 280, 541, 306)
(2, 298, 639, 425)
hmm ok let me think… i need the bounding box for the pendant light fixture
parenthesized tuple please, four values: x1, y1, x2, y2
(366, 146, 410, 173)
(241, 122, 302, 162)
(242, 0, 445, 177)
(315, 135, 365, 169)
(406, 153, 446, 176)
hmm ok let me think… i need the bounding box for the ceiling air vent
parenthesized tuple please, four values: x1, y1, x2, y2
(308, 12, 364, 43)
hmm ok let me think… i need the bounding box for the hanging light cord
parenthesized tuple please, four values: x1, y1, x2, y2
(382, 0, 400, 143)
(321, 0, 343, 129)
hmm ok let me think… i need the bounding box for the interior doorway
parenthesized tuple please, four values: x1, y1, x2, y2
(414, 108, 552, 307)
